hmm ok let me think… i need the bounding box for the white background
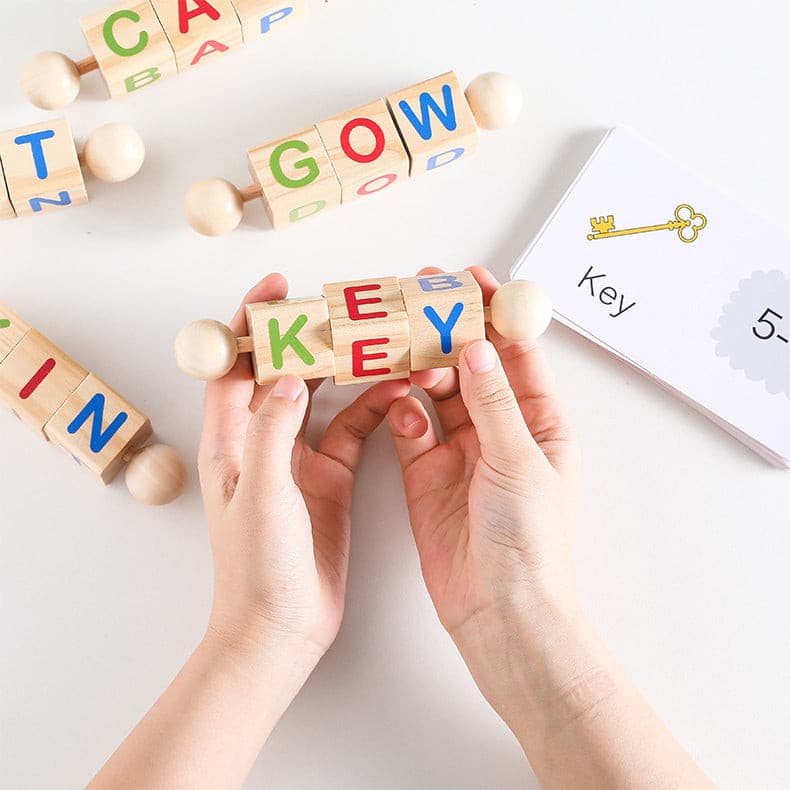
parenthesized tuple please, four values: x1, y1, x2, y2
(1, 1, 788, 788)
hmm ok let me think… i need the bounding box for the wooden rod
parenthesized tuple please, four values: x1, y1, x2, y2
(239, 184, 263, 202)
(75, 56, 99, 75)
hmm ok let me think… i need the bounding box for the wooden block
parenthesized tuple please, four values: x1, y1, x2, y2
(0, 119, 88, 218)
(400, 272, 485, 371)
(316, 98, 410, 204)
(0, 330, 88, 436)
(80, 1, 178, 99)
(322, 277, 410, 385)
(387, 71, 480, 177)
(246, 297, 335, 384)
(248, 126, 341, 229)
(149, 0, 243, 71)
(0, 159, 16, 221)
(44, 373, 152, 485)
(0, 302, 30, 363)
(231, 0, 308, 43)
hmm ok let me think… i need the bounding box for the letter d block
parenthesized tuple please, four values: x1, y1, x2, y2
(387, 71, 480, 176)
(246, 297, 335, 385)
(0, 119, 88, 218)
(45, 374, 152, 484)
(80, 1, 178, 98)
(400, 272, 485, 371)
(248, 127, 341, 229)
(231, 0, 308, 43)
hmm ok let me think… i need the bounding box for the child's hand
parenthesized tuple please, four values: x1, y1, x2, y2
(200, 273, 410, 667)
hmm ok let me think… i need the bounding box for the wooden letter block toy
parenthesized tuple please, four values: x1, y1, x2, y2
(400, 271, 485, 371)
(0, 120, 145, 221)
(0, 305, 186, 505)
(246, 297, 335, 382)
(0, 160, 15, 221)
(323, 278, 410, 385)
(80, 1, 178, 99)
(175, 272, 553, 388)
(184, 71, 524, 236)
(316, 99, 410, 204)
(22, 0, 309, 108)
(0, 330, 88, 435)
(248, 127, 342, 229)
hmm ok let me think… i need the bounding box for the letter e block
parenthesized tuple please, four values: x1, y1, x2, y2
(400, 272, 485, 371)
(81, 1, 178, 98)
(0, 119, 88, 218)
(0, 302, 31, 363)
(248, 127, 341, 229)
(231, 0, 308, 43)
(246, 297, 335, 384)
(387, 71, 480, 176)
(0, 330, 88, 435)
(45, 374, 152, 484)
(323, 277, 410, 385)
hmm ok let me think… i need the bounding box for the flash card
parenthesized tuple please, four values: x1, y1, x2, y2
(512, 126, 790, 467)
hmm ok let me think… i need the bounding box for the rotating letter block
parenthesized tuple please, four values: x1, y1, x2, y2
(246, 297, 335, 384)
(323, 277, 410, 385)
(80, 0, 178, 98)
(387, 71, 480, 176)
(0, 303, 31, 363)
(45, 373, 153, 484)
(149, 0, 243, 72)
(400, 272, 485, 371)
(0, 119, 88, 218)
(233, 0, 309, 43)
(248, 126, 341, 229)
(316, 99, 410, 204)
(0, 330, 88, 435)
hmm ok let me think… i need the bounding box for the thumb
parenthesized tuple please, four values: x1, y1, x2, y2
(240, 375, 308, 496)
(458, 341, 536, 475)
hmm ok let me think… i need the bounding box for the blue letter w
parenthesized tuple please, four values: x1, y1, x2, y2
(67, 393, 128, 453)
(399, 84, 457, 141)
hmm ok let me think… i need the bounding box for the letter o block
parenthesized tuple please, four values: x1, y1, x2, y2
(80, 1, 178, 98)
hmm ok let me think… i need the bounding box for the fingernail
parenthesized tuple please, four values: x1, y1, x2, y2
(465, 341, 497, 374)
(271, 376, 305, 401)
(400, 411, 424, 432)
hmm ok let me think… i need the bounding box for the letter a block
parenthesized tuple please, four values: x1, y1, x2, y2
(1, 160, 15, 221)
(45, 374, 152, 484)
(80, 1, 178, 99)
(400, 272, 485, 371)
(0, 119, 88, 218)
(246, 297, 335, 384)
(149, 0, 243, 71)
(323, 277, 410, 385)
(232, 0, 309, 43)
(0, 330, 88, 435)
(0, 302, 30, 363)
(248, 127, 341, 229)
(387, 71, 480, 177)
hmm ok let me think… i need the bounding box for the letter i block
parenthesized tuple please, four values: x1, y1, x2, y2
(0, 330, 88, 435)
(246, 297, 335, 384)
(231, 0, 308, 43)
(387, 71, 480, 176)
(248, 127, 341, 229)
(0, 119, 88, 218)
(400, 272, 485, 371)
(44, 374, 152, 484)
(0, 303, 30, 363)
(80, 1, 178, 98)
(0, 160, 15, 221)
(149, 0, 243, 71)
(316, 99, 410, 204)
(323, 277, 411, 385)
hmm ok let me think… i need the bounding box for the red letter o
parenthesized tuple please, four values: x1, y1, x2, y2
(340, 118, 386, 164)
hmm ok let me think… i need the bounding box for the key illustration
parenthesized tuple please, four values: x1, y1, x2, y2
(587, 204, 707, 244)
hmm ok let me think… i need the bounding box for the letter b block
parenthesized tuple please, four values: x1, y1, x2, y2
(246, 297, 335, 385)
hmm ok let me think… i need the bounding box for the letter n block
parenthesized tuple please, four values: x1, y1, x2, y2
(80, 1, 178, 98)
(45, 374, 152, 484)
(0, 159, 15, 221)
(248, 127, 341, 229)
(387, 71, 480, 177)
(149, 0, 243, 71)
(316, 99, 410, 204)
(400, 272, 485, 371)
(323, 277, 410, 385)
(0, 302, 31, 363)
(231, 0, 308, 43)
(0, 119, 88, 218)
(246, 297, 335, 385)
(0, 330, 88, 435)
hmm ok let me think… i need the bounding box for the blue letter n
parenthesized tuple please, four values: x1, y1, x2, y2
(67, 393, 128, 453)
(29, 191, 72, 213)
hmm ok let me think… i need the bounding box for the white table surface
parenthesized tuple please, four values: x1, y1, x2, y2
(1, 1, 788, 787)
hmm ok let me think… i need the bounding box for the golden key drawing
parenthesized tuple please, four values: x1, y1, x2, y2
(587, 204, 708, 244)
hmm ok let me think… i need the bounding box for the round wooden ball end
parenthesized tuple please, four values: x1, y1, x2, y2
(465, 72, 523, 131)
(83, 123, 146, 183)
(125, 444, 187, 506)
(174, 320, 238, 381)
(21, 51, 81, 110)
(490, 281, 552, 341)
(184, 178, 244, 237)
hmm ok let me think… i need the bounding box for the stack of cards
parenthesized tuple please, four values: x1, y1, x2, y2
(512, 127, 790, 467)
